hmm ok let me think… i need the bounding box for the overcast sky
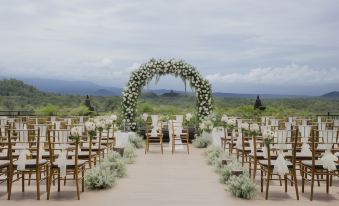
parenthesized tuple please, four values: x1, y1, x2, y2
(0, 0, 338, 95)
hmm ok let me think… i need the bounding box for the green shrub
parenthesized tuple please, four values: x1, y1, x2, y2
(192, 136, 210, 148)
(85, 165, 116, 189)
(128, 135, 145, 148)
(70, 105, 90, 116)
(227, 175, 257, 199)
(123, 143, 137, 164)
(35, 104, 59, 116)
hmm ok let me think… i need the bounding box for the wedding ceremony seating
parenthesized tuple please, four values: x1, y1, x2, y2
(47, 128, 86, 200)
(169, 116, 189, 154)
(145, 115, 164, 154)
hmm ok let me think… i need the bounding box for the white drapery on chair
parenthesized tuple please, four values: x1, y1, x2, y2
(168, 119, 184, 150)
(299, 125, 312, 155)
(17, 124, 29, 170)
(317, 122, 327, 150)
(54, 130, 69, 177)
(151, 115, 159, 137)
(320, 130, 338, 171)
(273, 130, 289, 176)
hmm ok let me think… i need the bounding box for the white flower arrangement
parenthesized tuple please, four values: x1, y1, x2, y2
(250, 123, 259, 132)
(226, 118, 236, 127)
(221, 115, 228, 123)
(85, 121, 97, 139)
(71, 126, 81, 136)
(142, 113, 148, 122)
(85, 121, 96, 132)
(199, 119, 214, 133)
(110, 114, 117, 121)
(122, 58, 213, 130)
(70, 126, 82, 142)
(263, 129, 275, 145)
(185, 113, 193, 122)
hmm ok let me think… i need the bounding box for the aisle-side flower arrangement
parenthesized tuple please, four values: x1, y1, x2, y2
(192, 135, 210, 148)
(202, 146, 257, 199)
(128, 134, 145, 149)
(227, 175, 257, 199)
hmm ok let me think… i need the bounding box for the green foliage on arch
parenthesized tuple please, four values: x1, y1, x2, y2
(121, 58, 213, 130)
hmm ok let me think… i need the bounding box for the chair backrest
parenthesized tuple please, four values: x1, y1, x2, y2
(8, 126, 41, 169)
(47, 128, 79, 167)
(0, 126, 13, 165)
(266, 127, 299, 169)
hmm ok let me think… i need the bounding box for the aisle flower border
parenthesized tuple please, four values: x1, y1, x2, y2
(121, 58, 213, 130)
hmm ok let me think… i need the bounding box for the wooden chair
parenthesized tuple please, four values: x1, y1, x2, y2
(0, 126, 13, 200)
(259, 127, 299, 200)
(170, 119, 189, 154)
(220, 127, 235, 154)
(101, 126, 116, 152)
(145, 121, 163, 154)
(47, 128, 86, 200)
(300, 128, 339, 201)
(9, 126, 49, 200)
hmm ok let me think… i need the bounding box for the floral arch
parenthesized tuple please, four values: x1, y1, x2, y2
(121, 58, 213, 130)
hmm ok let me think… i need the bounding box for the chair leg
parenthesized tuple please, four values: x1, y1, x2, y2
(7, 166, 12, 200)
(326, 171, 329, 194)
(36, 168, 41, 200)
(265, 170, 270, 200)
(301, 165, 305, 193)
(28, 173, 31, 186)
(45, 165, 49, 195)
(82, 167, 85, 192)
(260, 168, 263, 192)
(47, 168, 53, 200)
(310, 170, 314, 201)
(75, 171, 80, 200)
(293, 170, 299, 200)
(187, 138, 190, 154)
(284, 175, 287, 192)
(22, 172, 25, 192)
(253, 159, 257, 180)
(57, 171, 61, 192)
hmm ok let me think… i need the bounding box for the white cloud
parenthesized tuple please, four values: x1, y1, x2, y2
(0, 0, 338, 94)
(206, 65, 339, 85)
(205, 65, 339, 95)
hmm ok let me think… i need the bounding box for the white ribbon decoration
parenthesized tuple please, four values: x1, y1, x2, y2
(55, 130, 68, 177)
(150, 115, 159, 136)
(273, 148, 289, 176)
(273, 131, 289, 176)
(236, 130, 243, 150)
(299, 125, 312, 155)
(17, 125, 29, 170)
(320, 130, 338, 171)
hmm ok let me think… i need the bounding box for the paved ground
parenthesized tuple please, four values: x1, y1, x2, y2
(1, 146, 338, 206)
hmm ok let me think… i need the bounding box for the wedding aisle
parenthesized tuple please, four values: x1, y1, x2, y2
(1, 147, 338, 206)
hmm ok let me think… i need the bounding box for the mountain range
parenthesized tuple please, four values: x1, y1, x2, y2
(1, 77, 338, 98)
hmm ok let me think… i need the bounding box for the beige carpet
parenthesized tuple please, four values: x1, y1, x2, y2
(1, 146, 338, 206)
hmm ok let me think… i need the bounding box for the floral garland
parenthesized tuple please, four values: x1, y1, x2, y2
(121, 58, 213, 130)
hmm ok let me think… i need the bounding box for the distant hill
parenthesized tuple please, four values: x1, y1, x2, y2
(19, 78, 122, 96)
(0, 78, 46, 97)
(322, 91, 339, 98)
(0, 77, 329, 98)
